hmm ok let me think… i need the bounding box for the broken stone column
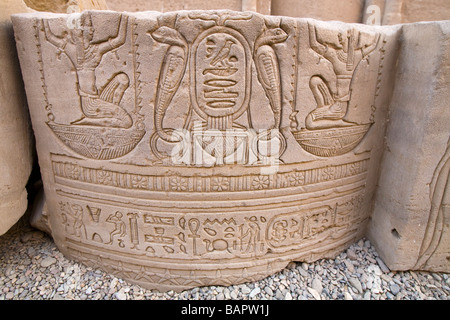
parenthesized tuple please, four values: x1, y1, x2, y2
(0, 0, 34, 236)
(12, 9, 400, 291)
(367, 21, 450, 273)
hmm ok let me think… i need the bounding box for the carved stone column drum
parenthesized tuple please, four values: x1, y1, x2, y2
(0, 0, 34, 236)
(12, 10, 399, 291)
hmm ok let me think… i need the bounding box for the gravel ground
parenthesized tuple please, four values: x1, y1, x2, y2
(1, 216, 449, 301)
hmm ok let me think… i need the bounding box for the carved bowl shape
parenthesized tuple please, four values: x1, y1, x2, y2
(48, 123, 146, 160)
(195, 127, 248, 160)
(293, 124, 372, 157)
(194, 129, 248, 164)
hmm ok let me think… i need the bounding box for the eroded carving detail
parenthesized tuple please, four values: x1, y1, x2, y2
(51, 153, 370, 192)
(148, 12, 288, 166)
(14, 10, 398, 291)
(292, 22, 383, 157)
(37, 13, 145, 159)
(415, 138, 450, 269)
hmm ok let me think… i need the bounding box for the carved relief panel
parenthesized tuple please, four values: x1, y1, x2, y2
(12, 10, 399, 291)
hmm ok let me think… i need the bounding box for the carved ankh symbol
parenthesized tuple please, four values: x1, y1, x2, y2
(188, 218, 201, 256)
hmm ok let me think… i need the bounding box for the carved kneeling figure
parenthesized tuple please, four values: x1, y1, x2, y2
(305, 75, 354, 130)
(72, 72, 132, 128)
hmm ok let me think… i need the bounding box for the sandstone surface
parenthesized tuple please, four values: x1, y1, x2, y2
(12, 9, 407, 291)
(0, 0, 108, 236)
(367, 21, 450, 273)
(0, 0, 34, 236)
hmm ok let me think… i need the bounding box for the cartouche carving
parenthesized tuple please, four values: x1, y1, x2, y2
(148, 12, 290, 166)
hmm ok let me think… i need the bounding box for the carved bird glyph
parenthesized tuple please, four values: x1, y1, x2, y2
(209, 39, 237, 66)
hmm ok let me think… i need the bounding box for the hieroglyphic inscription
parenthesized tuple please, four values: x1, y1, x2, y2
(267, 205, 337, 248)
(57, 169, 367, 259)
(143, 214, 176, 254)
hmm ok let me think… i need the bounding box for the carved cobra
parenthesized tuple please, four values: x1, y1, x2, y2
(254, 28, 288, 129)
(151, 26, 188, 142)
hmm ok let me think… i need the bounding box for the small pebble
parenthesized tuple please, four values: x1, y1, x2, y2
(312, 277, 323, 293)
(347, 249, 358, 261)
(114, 290, 127, 300)
(349, 277, 363, 294)
(307, 287, 321, 300)
(241, 285, 251, 295)
(40, 257, 56, 268)
(344, 292, 353, 300)
(249, 287, 260, 298)
(376, 257, 390, 273)
(390, 283, 401, 295)
(264, 286, 273, 296)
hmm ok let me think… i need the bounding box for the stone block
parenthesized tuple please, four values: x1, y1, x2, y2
(383, 0, 450, 25)
(11, 8, 449, 291)
(367, 21, 450, 273)
(12, 9, 400, 291)
(0, 0, 34, 236)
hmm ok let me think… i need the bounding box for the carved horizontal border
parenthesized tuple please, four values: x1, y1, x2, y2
(51, 154, 370, 193)
(63, 219, 362, 291)
(53, 177, 366, 262)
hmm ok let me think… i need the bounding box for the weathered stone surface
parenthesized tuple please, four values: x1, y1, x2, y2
(0, 0, 34, 236)
(271, 0, 365, 23)
(382, 0, 450, 25)
(272, 0, 450, 25)
(10, 9, 448, 292)
(23, 0, 108, 13)
(106, 0, 271, 15)
(0, 1, 109, 237)
(367, 21, 450, 273)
